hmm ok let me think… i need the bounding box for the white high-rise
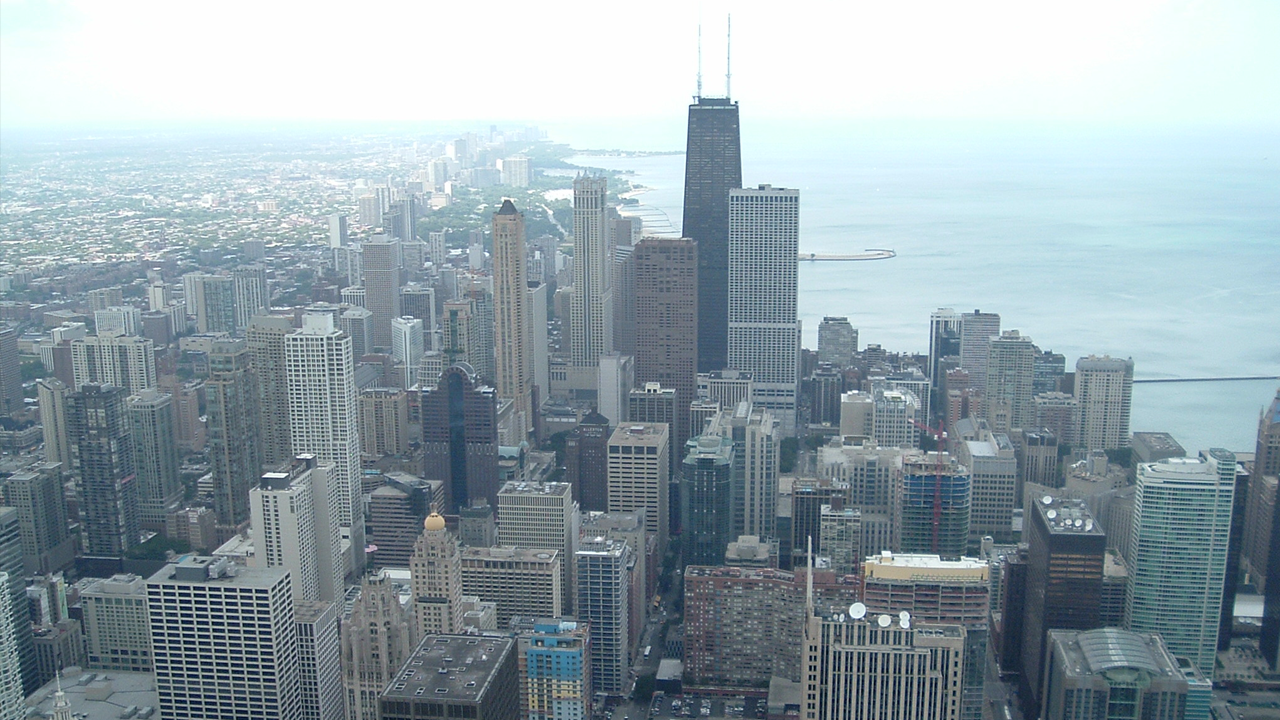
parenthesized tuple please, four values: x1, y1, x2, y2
(728, 185, 801, 435)
(1127, 454, 1235, 677)
(959, 310, 1000, 394)
(391, 316, 425, 387)
(250, 456, 344, 603)
(497, 481, 580, 613)
(70, 334, 157, 393)
(286, 313, 364, 574)
(94, 306, 141, 337)
(984, 330, 1035, 432)
(569, 176, 614, 379)
(1074, 355, 1134, 452)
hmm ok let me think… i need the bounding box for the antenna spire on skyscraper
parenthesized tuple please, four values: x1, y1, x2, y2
(697, 23, 703, 99)
(725, 14, 732, 99)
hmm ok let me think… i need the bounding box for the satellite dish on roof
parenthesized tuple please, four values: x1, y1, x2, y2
(900, 611, 911, 623)
(1085, 519, 1094, 532)
(1046, 509, 1058, 520)
(901, 616, 911, 629)
(1041, 495, 1053, 505)
(850, 602, 867, 620)
(878, 614, 892, 628)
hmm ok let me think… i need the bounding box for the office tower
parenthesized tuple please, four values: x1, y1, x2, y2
(461, 547, 563, 625)
(984, 330, 1035, 432)
(579, 511, 650, 654)
(612, 242, 636, 358)
(0, 509, 33, 694)
(576, 537, 631, 697)
(633, 236, 698, 452)
(93, 305, 141, 337)
(682, 432, 734, 567)
(958, 310, 1000, 394)
(37, 378, 73, 469)
(627, 381, 677, 427)
(696, 402, 780, 539)
(186, 272, 235, 333)
(817, 441, 903, 557)
(802, 609, 965, 720)
(2, 464, 73, 575)
(341, 284, 366, 307)
(1042, 629, 1205, 720)
(817, 317, 857, 368)
(0, 572, 20, 718)
(606, 423, 670, 542)
(391, 316, 425, 386)
(422, 364, 499, 511)
(87, 286, 124, 311)
(147, 557, 300, 720)
(295, 600, 344, 720)
(569, 175, 614, 381)
(1258, 388, 1280, 478)
(517, 619, 590, 720)
(342, 574, 417, 720)
(286, 313, 364, 567)
(491, 200, 535, 436)
(862, 554, 990, 720)
(869, 389, 920, 448)
(566, 411, 611, 511)
(818, 504, 860, 574)
(1243, 472, 1276, 591)
(699, 369, 754, 408)
(70, 334, 156, 393)
(360, 387, 410, 456)
(401, 284, 437, 336)
(368, 484, 427, 569)
(597, 353, 634, 427)
(126, 389, 182, 531)
(251, 457, 343, 602)
(1074, 355, 1135, 452)
(810, 364, 844, 425)
(229, 265, 270, 329)
(459, 501, 497, 548)
(952, 420, 1018, 543)
(1034, 391, 1079, 446)
(466, 281, 498, 383)
(1018, 496, 1106, 714)
(362, 238, 402, 349)
(1265, 494, 1280, 672)
(1032, 348, 1066, 396)
(378, 634, 519, 720)
(1128, 456, 1234, 677)
(727, 185, 801, 434)
(441, 297, 479, 369)
(897, 452, 970, 559)
(410, 513, 465, 636)
(80, 574, 152, 671)
(340, 307, 374, 360)
(32, 619, 85, 686)
(1018, 428, 1061, 490)
(928, 308, 962, 385)
(1209, 448, 1248, 651)
(497, 481, 579, 613)
(67, 384, 139, 557)
(247, 314, 294, 466)
(0, 326, 16, 419)
(683, 93, 742, 374)
(329, 213, 349, 248)
(206, 340, 262, 536)
(527, 281, 549, 404)
(386, 197, 417, 243)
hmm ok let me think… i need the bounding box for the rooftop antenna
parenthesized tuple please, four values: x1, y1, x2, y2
(725, 14, 732, 98)
(805, 535, 814, 614)
(696, 23, 703, 99)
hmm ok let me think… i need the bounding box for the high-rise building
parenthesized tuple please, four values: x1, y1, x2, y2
(1074, 355, 1134, 453)
(441, 297, 479, 371)
(958, 310, 1000, 394)
(206, 340, 262, 536)
(0, 509, 34, 693)
(286, 313, 364, 569)
(497, 481, 579, 613)
(606, 423, 669, 543)
(527, 281, 550, 404)
(147, 557, 300, 720)
(493, 200, 534, 436)
(501, 155, 533, 187)
(1032, 348, 1066, 397)
(0, 572, 21, 718)
(819, 504, 861, 575)
(953, 420, 1018, 544)
(727, 185, 801, 434)
(70, 334, 156, 394)
(597, 352, 635, 428)
(1212, 448, 1249, 651)
(569, 176, 614, 385)
(67, 384, 140, 557)
(0, 327, 20, 418)
(1257, 388, 1280, 479)
(870, 389, 920, 449)
(928, 308, 962, 385)
(340, 307, 374, 360)
(817, 441, 903, 557)
(576, 537, 631, 697)
(984, 331, 1035, 432)
(817, 317, 857, 368)
(93, 305, 142, 338)
(516, 619, 591, 720)
(250, 456, 343, 602)
(410, 513, 465, 637)
(461, 547, 563, 626)
(683, 95, 742, 374)
(1128, 455, 1234, 677)
(37, 378, 73, 469)
(186, 272, 236, 333)
(634, 236, 698, 456)
(329, 213, 349, 248)
(126, 389, 182, 531)
(359, 387, 410, 456)
(378, 634, 519, 720)
(1257, 390, 1280, 670)
(362, 238, 402, 349)
(401, 284, 437, 339)
(566, 411, 611, 512)
(80, 574, 151, 672)
(295, 600, 344, 720)
(896, 452, 970, 559)
(391, 316, 425, 386)
(342, 573, 417, 720)
(1041, 628, 1205, 720)
(612, 242, 636, 358)
(1018, 496, 1106, 714)
(683, 433, 734, 567)
(422, 364, 499, 511)
(246, 314, 295, 466)
(2, 463, 73, 575)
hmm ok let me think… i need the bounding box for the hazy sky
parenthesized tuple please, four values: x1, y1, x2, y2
(2, 0, 1278, 136)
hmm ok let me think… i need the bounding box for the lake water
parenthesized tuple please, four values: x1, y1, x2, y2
(566, 121, 1280, 454)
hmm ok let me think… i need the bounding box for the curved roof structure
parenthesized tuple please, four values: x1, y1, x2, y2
(1076, 628, 1162, 675)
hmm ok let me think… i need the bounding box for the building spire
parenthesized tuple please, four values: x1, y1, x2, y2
(696, 23, 703, 99)
(52, 673, 71, 720)
(725, 14, 732, 99)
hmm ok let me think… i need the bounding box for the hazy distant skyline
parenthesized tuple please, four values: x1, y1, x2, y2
(2, 0, 1278, 145)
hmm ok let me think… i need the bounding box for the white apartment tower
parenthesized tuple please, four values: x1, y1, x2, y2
(1074, 355, 1134, 452)
(569, 176, 614, 376)
(492, 200, 534, 435)
(409, 513, 465, 637)
(285, 313, 364, 573)
(728, 185, 801, 435)
(984, 330, 1036, 432)
(147, 557, 300, 720)
(497, 481, 580, 613)
(70, 335, 157, 393)
(958, 310, 1000, 394)
(250, 456, 344, 603)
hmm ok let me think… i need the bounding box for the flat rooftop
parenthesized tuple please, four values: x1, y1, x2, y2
(382, 634, 514, 703)
(26, 669, 158, 719)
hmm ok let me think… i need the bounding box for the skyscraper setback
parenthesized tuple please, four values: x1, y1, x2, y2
(683, 95, 742, 374)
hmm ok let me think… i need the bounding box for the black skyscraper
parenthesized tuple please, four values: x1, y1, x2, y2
(67, 384, 140, 558)
(682, 96, 741, 373)
(421, 364, 498, 512)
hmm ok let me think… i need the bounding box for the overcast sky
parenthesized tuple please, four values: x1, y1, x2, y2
(2, 0, 1278, 137)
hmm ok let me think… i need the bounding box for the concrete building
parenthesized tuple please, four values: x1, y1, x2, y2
(516, 619, 591, 720)
(68, 384, 140, 557)
(984, 330, 1036, 432)
(816, 440, 903, 558)
(70, 334, 156, 394)
(250, 456, 343, 602)
(634, 236, 699, 457)
(362, 238, 402, 349)
(246, 314, 295, 467)
(127, 388, 182, 532)
(80, 574, 152, 672)
(378, 634, 518, 720)
(391, 316, 425, 387)
(2, 463, 74, 575)
(954, 419, 1018, 543)
(146, 557, 300, 720)
(37, 378, 73, 470)
(410, 514, 465, 637)
(958, 310, 1000, 395)
(606, 423, 670, 543)
(93, 305, 141, 338)
(1041, 628, 1202, 720)
(340, 307, 374, 360)
(0, 571, 20, 718)
(461, 547, 563, 626)
(818, 504, 860, 575)
(295, 600, 344, 720)
(492, 200, 534, 437)
(727, 185, 801, 434)
(360, 387, 410, 456)
(207, 340, 263, 538)
(576, 537, 632, 697)
(597, 353, 635, 428)
(342, 573, 417, 720)
(497, 481, 579, 613)
(568, 176, 614, 392)
(817, 317, 857, 368)
(1074, 355, 1134, 453)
